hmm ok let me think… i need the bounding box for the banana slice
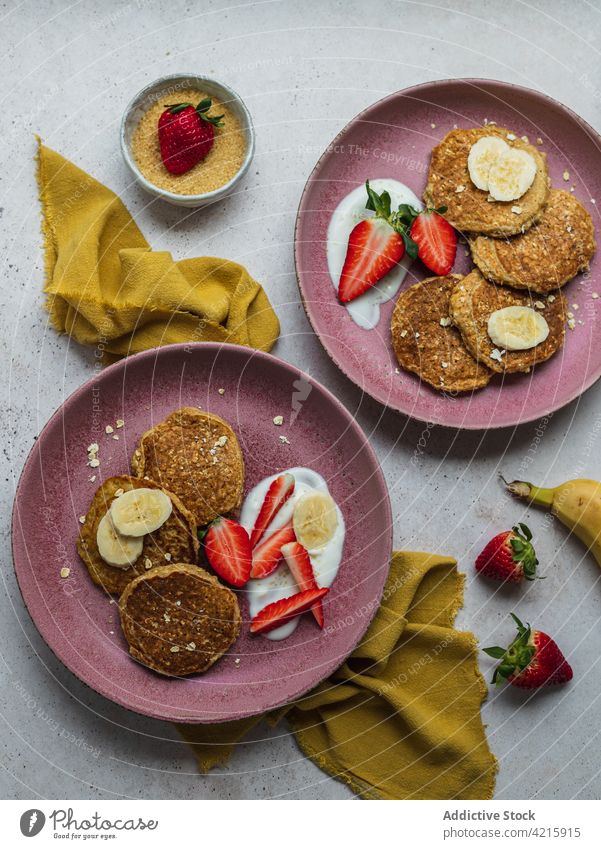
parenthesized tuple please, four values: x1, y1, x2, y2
(488, 306, 549, 351)
(293, 492, 338, 550)
(487, 148, 537, 202)
(467, 136, 509, 191)
(110, 488, 172, 537)
(96, 512, 143, 569)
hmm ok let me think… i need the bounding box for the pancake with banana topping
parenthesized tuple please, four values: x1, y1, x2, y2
(470, 189, 595, 293)
(119, 563, 241, 677)
(391, 274, 492, 393)
(449, 269, 567, 374)
(131, 407, 244, 527)
(424, 126, 549, 237)
(77, 475, 198, 595)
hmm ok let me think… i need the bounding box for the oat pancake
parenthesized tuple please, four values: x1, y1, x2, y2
(131, 407, 244, 527)
(470, 189, 595, 293)
(77, 476, 199, 595)
(391, 274, 492, 393)
(119, 563, 241, 676)
(449, 269, 567, 374)
(424, 126, 549, 237)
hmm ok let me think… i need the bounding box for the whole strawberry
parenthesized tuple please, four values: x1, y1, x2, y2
(475, 523, 538, 583)
(158, 98, 224, 175)
(484, 613, 573, 689)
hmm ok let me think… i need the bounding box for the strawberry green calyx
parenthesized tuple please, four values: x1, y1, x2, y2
(483, 613, 536, 685)
(509, 523, 538, 580)
(364, 181, 419, 259)
(164, 102, 193, 114)
(194, 97, 224, 127)
(164, 99, 225, 127)
(394, 202, 448, 228)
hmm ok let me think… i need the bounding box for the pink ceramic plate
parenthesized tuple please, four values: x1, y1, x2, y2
(295, 78, 601, 429)
(12, 343, 392, 722)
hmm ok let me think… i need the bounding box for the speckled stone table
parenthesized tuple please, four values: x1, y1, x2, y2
(2, 0, 601, 800)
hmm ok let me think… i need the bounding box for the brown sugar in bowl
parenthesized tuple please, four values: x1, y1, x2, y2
(121, 74, 255, 207)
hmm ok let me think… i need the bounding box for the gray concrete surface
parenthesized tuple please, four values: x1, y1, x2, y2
(1, 0, 601, 800)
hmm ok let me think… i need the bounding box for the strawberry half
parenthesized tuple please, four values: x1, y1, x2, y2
(475, 523, 538, 583)
(158, 98, 224, 175)
(393, 203, 457, 276)
(484, 613, 573, 689)
(338, 220, 405, 303)
(250, 473, 295, 548)
(203, 517, 252, 588)
(408, 207, 457, 275)
(338, 181, 416, 304)
(281, 541, 324, 627)
(250, 587, 329, 635)
(250, 524, 296, 579)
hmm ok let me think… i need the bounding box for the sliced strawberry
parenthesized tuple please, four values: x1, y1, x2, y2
(250, 473, 295, 548)
(250, 587, 329, 635)
(250, 524, 296, 579)
(281, 541, 324, 628)
(409, 208, 457, 275)
(338, 218, 405, 303)
(204, 517, 251, 588)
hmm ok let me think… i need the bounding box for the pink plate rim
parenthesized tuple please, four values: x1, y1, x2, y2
(294, 77, 601, 430)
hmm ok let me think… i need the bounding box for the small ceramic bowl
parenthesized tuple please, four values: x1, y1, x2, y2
(120, 73, 255, 207)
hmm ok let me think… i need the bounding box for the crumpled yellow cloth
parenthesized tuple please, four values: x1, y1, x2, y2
(36, 139, 280, 359)
(178, 552, 497, 800)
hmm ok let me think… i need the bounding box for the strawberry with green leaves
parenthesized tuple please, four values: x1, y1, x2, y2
(158, 98, 224, 175)
(337, 182, 457, 303)
(484, 614, 573, 689)
(475, 523, 539, 583)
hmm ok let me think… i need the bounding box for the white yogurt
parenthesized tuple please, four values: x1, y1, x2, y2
(327, 178, 422, 329)
(241, 467, 345, 640)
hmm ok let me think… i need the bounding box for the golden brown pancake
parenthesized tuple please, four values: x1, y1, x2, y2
(391, 274, 492, 393)
(77, 476, 199, 595)
(119, 563, 241, 676)
(424, 126, 549, 237)
(131, 407, 244, 527)
(449, 269, 567, 374)
(470, 189, 596, 293)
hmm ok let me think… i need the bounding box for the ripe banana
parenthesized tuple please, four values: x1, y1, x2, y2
(488, 306, 549, 351)
(293, 491, 338, 549)
(110, 487, 172, 536)
(96, 512, 143, 568)
(506, 477, 601, 568)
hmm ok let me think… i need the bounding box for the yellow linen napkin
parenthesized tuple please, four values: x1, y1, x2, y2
(36, 139, 280, 359)
(178, 552, 497, 800)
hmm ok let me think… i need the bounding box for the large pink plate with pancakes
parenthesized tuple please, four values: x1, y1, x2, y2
(12, 343, 392, 723)
(295, 78, 601, 429)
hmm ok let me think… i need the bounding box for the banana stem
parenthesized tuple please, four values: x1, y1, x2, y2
(504, 478, 555, 509)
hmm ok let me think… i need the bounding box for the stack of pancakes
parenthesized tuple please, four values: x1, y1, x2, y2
(391, 126, 595, 393)
(78, 408, 245, 676)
